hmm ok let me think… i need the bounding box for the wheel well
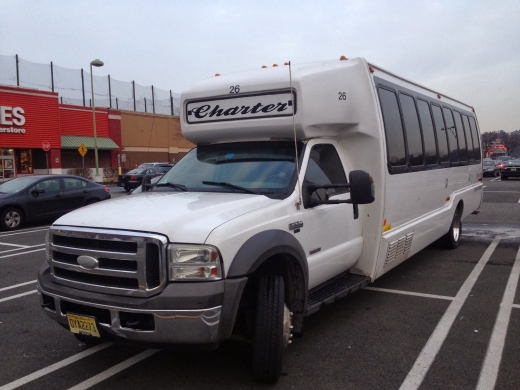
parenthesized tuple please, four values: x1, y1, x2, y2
(236, 253, 306, 338)
(457, 200, 464, 216)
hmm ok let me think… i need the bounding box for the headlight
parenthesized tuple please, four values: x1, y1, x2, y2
(45, 230, 52, 263)
(168, 244, 222, 281)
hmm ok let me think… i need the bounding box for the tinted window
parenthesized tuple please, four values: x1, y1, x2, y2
(63, 177, 87, 190)
(416, 99, 437, 165)
(468, 117, 481, 162)
(379, 88, 406, 167)
(453, 111, 468, 162)
(400, 94, 424, 167)
(304, 144, 348, 204)
(462, 115, 475, 162)
(442, 108, 459, 163)
(29, 178, 60, 194)
(431, 105, 449, 163)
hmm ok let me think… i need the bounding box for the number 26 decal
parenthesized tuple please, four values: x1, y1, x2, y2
(230, 85, 240, 94)
(338, 92, 346, 100)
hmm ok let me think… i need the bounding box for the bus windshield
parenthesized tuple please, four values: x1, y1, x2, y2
(155, 141, 304, 199)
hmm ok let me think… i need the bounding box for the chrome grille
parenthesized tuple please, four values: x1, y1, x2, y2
(49, 226, 168, 297)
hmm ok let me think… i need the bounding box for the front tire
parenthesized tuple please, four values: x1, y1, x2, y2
(442, 208, 461, 249)
(1, 207, 24, 231)
(252, 274, 285, 383)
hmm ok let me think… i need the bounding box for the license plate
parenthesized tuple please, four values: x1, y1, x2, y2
(67, 313, 100, 337)
(511, 168, 516, 171)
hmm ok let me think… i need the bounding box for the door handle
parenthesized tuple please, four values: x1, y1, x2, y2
(55, 194, 62, 198)
(83, 190, 89, 193)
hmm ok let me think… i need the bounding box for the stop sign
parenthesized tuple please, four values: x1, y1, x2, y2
(42, 141, 51, 151)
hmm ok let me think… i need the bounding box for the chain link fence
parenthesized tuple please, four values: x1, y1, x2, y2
(0, 54, 181, 116)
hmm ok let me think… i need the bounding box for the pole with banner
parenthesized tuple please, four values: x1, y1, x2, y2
(42, 141, 51, 174)
(78, 143, 88, 169)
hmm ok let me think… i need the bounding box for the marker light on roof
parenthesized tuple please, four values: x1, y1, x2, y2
(215, 73, 220, 76)
(273, 64, 278, 67)
(369, 66, 375, 73)
(437, 94, 441, 99)
(284, 62, 289, 66)
(340, 55, 348, 60)
(262, 65, 267, 68)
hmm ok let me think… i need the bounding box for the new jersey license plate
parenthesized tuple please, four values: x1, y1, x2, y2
(67, 313, 100, 337)
(511, 168, 516, 171)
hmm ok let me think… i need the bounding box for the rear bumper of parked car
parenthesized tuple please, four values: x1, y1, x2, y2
(37, 264, 247, 346)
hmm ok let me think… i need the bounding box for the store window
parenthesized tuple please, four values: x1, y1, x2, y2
(0, 148, 15, 181)
(17, 149, 33, 174)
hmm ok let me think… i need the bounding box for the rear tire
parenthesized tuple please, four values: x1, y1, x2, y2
(442, 208, 461, 249)
(1, 207, 24, 231)
(252, 274, 285, 383)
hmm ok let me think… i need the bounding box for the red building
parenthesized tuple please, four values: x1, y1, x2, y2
(0, 85, 121, 181)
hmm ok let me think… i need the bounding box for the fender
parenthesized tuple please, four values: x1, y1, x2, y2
(227, 229, 308, 287)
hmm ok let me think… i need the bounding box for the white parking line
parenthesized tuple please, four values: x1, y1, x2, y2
(512, 304, 520, 309)
(477, 245, 520, 390)
(67, 349, 160, 390)
(363, 287, 454, 301)
(0, 343, 113, 390)
(0, 243, 44, 255)
(0, 290, 37, 303)
(0, 228, 49, 237)
(0, 242, 30, 248)
(399, 238, 500, 390)
(0, 280, 37, 292)
(0, 248, 45, 259)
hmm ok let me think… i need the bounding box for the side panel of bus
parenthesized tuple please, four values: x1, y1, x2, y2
(370, 73, 483, 278)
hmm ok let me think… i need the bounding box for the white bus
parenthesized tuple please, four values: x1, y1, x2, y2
(38, 57, 483, 383)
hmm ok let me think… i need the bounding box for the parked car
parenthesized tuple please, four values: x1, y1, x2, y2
(500, 159, 520, 180)
(149, 165, 173, 178)
(483, 159, 500, 177)
(116, 168, 154, 191)
(0, 175, 111, 230)
(137, 162, 172, 169)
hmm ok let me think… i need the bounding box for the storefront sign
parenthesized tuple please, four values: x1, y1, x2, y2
(0, 106, 26, 134)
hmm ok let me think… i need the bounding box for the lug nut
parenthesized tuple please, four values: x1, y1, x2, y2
(289, 325, 293, 329)
(288, 340, 292, 344)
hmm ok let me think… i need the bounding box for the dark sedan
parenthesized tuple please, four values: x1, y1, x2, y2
(500, 159, 520, 180)
(116, 168, 153, 191)
(0, 175, 111, 230)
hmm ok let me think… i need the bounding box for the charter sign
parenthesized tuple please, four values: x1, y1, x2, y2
(186, 90, 295, 124)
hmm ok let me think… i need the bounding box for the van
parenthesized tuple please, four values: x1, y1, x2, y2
(38, 57, 482, 383)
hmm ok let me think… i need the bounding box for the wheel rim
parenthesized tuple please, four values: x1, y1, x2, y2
(282, 304, 293, 348)
(5, 211, 21, 228)
(452, 214, 460, 242)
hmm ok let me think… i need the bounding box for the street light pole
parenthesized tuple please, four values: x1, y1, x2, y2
(90, 59, 104, 182)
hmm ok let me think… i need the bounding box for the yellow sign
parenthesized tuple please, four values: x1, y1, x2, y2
(78, 143, 88, 157)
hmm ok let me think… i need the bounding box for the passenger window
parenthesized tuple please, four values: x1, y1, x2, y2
(417, 99, 438, 166)
(63, 178, 85, 190)
(453, 111, 468, 163)
(442, 107, 459, 164)
(431, 105, 449, 163)
(400, 94, 424, 167)
(29, 179, 60, 194)
(462, 115, 475, 162)
(304, 144, 348, 204)
(378, 88, 407, 168)
(468, 117, 481, 162)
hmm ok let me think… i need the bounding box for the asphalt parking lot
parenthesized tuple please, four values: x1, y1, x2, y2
(0, 177, 519, 390)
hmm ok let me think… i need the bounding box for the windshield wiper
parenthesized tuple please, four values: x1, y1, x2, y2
(202, 181, 256, 194)
(155, 182, 188, 191)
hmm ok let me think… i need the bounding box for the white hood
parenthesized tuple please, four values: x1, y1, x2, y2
(54, 192, 279, 243)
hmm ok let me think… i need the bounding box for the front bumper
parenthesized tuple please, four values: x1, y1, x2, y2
(38, 264, 247, 346)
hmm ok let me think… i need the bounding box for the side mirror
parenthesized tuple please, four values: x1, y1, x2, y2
(302, 170, 374, 219)
(141, 175, 153, 192)
(31, 188, 45, 197)
(348, 170, 375, 205)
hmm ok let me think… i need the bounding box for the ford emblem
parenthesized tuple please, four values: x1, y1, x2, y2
(77, 255, 99, 269)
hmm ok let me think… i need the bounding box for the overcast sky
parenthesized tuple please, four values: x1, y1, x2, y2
(1, 0, 519, 132)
